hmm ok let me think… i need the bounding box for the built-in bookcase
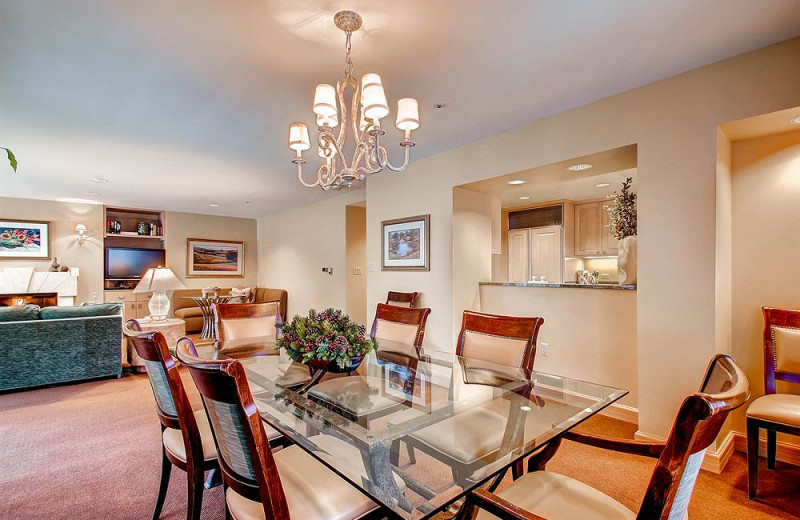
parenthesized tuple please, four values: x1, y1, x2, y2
(103, 206, 166, 290)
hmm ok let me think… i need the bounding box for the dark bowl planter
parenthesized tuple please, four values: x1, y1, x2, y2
(301, 355, 364, 374)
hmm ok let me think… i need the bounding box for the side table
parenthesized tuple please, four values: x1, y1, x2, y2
(128, 318, 187, 371)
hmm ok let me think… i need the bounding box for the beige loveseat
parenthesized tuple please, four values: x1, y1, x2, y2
(171, 287, 288, 334)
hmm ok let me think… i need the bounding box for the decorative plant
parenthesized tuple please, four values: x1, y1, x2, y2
(606, 177, 637, 239)
(277, 308, 376, 369)
(1, 147, 17, 172)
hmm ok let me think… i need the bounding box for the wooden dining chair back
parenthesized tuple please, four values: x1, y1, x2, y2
(465, 354, 750, 520)
(386, 291, 419, 308)
(746, 306, 800, 499)
(371, 303, 431, 347)
(456, 310, 544, 371)
(123, 319, 218, 520)
(214, 301, 281, 343)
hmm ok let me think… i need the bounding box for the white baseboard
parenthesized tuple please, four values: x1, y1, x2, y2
(732, 432, 800, 466)
(599, 403, 638, 424)
(633, 430, 735, 474)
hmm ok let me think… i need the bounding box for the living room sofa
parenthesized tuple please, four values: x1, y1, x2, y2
(0, 303, 123, 392)
(171, 287, 288, 334)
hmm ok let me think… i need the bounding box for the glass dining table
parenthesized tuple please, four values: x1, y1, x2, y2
(195, 337, 627, 520)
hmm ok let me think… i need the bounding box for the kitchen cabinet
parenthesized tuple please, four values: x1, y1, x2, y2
(507, 229, 529, 283)
(104, 290, 151, 319)
(575, 201, 617, 256)
(507, 226, 563, 283)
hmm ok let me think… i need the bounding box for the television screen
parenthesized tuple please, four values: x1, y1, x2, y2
(105, 247, 166, 279)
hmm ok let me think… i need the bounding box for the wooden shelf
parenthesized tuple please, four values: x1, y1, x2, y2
(104, 234, 165, 239)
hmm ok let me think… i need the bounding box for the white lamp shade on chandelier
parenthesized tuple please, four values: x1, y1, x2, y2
(133, 267, 185, 321)
(396, 98, 420, 131)
(288, 123, 311, 151)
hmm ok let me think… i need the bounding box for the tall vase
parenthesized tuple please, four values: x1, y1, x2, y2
(617, 235, 637, 285)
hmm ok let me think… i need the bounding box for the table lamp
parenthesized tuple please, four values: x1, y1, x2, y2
(133, 267, 185, 321)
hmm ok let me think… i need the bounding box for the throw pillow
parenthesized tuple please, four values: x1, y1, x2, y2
(0, 304, 41, 322)
(40, 302, 122, 320)
(230, 286, 252, 304)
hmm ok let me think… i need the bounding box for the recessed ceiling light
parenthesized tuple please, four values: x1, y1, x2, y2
(567, 163, 592, 171)
(209, 203, 221, 208)
(433, 103, 447, 109)
(594, 183, 611, 188)
(84, 191, 102, 197)
(791, 115, 800, 124)
(507, 180, 525, 185)
(89, 177, 109, 183)
(518, 196, 531, 200)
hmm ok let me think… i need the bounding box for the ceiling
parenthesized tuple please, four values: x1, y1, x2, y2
(460, 145, 638, 207)
(1, 1, 799, 218)
(720, 106, 800, 141)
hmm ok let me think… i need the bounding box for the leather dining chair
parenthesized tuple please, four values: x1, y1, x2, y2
(213, 301, 282, 343)
(747, 306, 800, 499)
(402, 311, 544, 483)
(464, 354, 750, 520)
(386, 291, 419, 308)
(123, 319, 220, 520)
(175, 342, 388, 520)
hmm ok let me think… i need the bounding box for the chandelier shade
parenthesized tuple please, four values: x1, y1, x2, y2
(288, 123, 311, 151)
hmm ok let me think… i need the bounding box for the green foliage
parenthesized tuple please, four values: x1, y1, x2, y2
(276, 308, 376, 369)
(606, 177, 637, 239)
(1, 148, 17, 172)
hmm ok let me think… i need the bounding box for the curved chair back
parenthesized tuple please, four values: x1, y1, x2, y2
(123, 319, 204, 463)
(214, 302, 281, 343)
(639, 354, 749, 520)
(386, 291, 419, 308)
(371, 303, 431, 347)
(456, 311, 544, 371)
(762, 306, 800, 393)
(175, 342, 291, 519)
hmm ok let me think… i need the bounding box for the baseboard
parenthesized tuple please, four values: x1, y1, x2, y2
(599, 403, 638, 424)
(732, 432, 800, 466)
(534, 382, 638, 425)
(634, 430, 735, 474)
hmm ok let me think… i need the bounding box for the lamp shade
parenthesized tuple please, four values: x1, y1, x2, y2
(75, 224, 88, 233)
(361, 73, 389, 120)
(288, 123, 311, 151)
(395, 98, 420, 131)
(133, 267, 185, 293)
(313, 84, 338, 117)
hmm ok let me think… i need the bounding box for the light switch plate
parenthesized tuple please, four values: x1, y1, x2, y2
(368, 262, 376, 272)
(353, 266, 362, 275)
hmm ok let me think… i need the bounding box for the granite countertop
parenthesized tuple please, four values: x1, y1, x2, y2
(480, 281, 637, 290)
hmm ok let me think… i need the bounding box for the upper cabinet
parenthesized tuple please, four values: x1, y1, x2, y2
(507, 229, 529, 283)
(574, 200, 617, 256)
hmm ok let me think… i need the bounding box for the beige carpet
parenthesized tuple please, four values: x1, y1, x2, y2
(0, 372, 797, 519)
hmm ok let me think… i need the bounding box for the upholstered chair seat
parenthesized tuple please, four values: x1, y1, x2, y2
(162, 409, 218, 462)
(310, 375, 406, 416)
(475, 471, 636, 520)
(747, 393, 800, 426)
(411, 408, 507, 465)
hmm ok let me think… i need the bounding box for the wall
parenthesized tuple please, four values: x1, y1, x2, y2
(257, 190, 364, 321)
(729, 128, 800, 442)
(345, 205, 367, 325)
(0, 197, 104, 303)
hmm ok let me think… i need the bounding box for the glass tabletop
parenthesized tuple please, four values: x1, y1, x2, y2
(197, 338, 627, 520)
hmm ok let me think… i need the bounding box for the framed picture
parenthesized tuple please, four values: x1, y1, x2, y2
(0, 219, 51, 259)
(186, 238, 244, 277)
(381, 214, 430, 271)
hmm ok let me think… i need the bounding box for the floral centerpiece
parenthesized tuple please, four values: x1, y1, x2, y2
(606, 177, 638, 285)
(276, 308, 376, 370)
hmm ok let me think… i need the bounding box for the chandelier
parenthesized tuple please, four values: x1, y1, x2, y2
(288, 10, 420, 191)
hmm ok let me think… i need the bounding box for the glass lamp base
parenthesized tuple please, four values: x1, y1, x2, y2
(148, 290, 170, 322)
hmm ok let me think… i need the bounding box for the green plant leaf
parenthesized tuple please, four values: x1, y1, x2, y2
(2, 148, 17, 172)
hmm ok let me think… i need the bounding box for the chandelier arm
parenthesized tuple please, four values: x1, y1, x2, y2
(374, 132, 413, 172)
(296, 162, 321, 188)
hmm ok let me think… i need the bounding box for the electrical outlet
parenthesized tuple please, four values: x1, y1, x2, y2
(322, 267, 334, 275)
(368, 262, 376, 272)
(540, 342, 549, 356)
(353, 266, 362, 275)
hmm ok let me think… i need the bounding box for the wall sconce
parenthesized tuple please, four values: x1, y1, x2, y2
(75, 224, 88, 245)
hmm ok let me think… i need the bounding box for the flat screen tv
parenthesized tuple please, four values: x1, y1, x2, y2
(105, 247, 166, 280)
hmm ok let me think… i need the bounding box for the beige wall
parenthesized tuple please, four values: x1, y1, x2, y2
(480, 285, 638, 407)
(345, 205, 367, 325)
(729, 128, 800, 441)
(0, 197, 104, 303)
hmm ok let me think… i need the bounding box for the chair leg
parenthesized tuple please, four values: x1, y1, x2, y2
(186, 467, 204, 520)
(511, 459, 524, 480)
(153, 448, 172, 520)
(766, 429, 777, 470)
(747, 419, 759, 500)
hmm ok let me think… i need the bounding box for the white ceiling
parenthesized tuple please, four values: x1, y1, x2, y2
(1, 0, 799, 218)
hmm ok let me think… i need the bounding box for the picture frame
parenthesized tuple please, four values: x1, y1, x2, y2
(186, 238, 245, 277)
(381, 214, 430, 271)
(0, 219, 51, 260)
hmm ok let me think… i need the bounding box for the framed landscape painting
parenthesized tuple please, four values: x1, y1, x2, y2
(0, 219, 51, 259)
(186, 238, 244, 277)
(381, 214, 430, 271)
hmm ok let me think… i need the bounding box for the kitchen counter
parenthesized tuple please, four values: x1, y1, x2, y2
(480, 281, 636, 290)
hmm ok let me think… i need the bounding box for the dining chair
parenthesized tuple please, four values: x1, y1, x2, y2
(386, 291, 419, 308)
(464, 353, 750, 520)
(123, 319, 220, 520)
(213, 301, 282, 343)
(307, 304, 432, 425)
(747, 306, 800, 499)
(401, 311, 544, 483)
(174, 341, 387, 520)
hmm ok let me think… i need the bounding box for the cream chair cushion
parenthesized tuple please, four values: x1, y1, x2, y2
(374, 319, 420, 345)
(747, 393, 800, 427)
(387, 300, 413, 308)
(411, 408, 506, 464)
(772, 326, 800, 374)
(221, 316, 277, 341)
(162, 409, 218, 462)
(475, 471, 635, 520)
(461, 330, 529, 367)
(226, 444, 378, 520)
